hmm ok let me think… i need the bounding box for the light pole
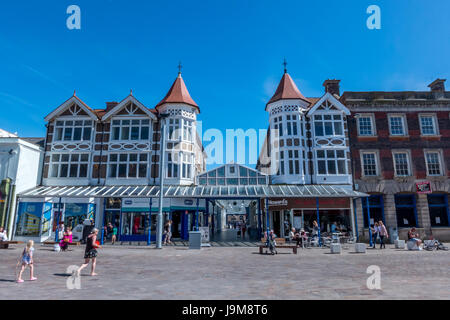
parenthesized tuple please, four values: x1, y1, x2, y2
(156, 113, 169, 249)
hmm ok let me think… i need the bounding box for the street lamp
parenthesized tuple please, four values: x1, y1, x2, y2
(156, 113, 169, 249)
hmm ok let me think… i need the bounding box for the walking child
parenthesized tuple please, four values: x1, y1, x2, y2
(77, 228, 101, 276)
(17, 240, 37, 283)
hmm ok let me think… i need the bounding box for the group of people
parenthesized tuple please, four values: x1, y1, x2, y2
(16, 228, 102, 283)
(369, 221, 389, 249)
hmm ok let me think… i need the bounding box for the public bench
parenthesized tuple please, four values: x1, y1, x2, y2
(258, 238, 298, 254)
(0, 241, 24, 249)
(43, 241, 81, 246)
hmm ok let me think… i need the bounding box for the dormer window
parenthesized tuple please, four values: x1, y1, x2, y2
(111, 119, 150, 141)
(314, 114, 343, 137)
(54, 120, 92, 142)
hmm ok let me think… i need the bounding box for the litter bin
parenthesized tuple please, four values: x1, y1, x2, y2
(388, 227, 398, 244)
(189, 231, 202, 249)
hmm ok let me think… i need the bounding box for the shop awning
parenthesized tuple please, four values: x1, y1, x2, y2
(18, 185, 368, 199)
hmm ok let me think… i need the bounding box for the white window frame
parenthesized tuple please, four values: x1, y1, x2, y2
(313, 113, 344, 137)
(286, 148, 300, 175)
(360, 150, 380, 177)
(50, 153, 90, 178)
(54, 119, 93, 142)
(110, 118, 151, 142)
(286, 114, 299, 136)
(419, 114, 439, 136)
(424, 149, 444, 176)
(388, 114, 408, 136)
(182, 119, 193, 142)
(392, 150, 412, 177)
(166, 152, 180, 178)
(107, 153, 148, 179)
(181, 152, 193, 179)
(356, 113, 376, 136)
(315, 148, 348, 176)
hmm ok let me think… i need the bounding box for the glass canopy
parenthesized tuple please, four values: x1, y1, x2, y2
(19, 184, 367, 199)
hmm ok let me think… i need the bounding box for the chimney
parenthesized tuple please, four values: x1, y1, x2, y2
(428, 79, 446, 92)
(323, 79, 341, 96)
(106, 102, 119, 111)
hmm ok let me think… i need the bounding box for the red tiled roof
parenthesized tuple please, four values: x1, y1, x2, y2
(155, 73, 199, 110)
(267, 73, 310, 106)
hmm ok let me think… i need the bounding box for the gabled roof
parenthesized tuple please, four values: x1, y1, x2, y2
(101, 94, 157, 121)
(155, 73, 199, 111)
(44, 94, 98, 122)
(266, 72, 310, 108)
(306, 92, 350, 116)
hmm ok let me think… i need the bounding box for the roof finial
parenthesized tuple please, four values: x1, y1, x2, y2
(283, 58, 288, 74)
(130, 89, 133, 96)
(178, 61, 182, 75)
(73, 90, 76, 96)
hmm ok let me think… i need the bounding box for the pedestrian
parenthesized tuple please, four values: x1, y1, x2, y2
(17, 240, 37, 283)
(59, 226, 73, 252)
(370, 222, 379, 248)
(378, 221, 388, 249)
(77, 228, 101, 276)
(163, 220, 172, 245)
(241, 222, 247, 240)
(58, 222, 65, 241)
(111, 224, 118, 245)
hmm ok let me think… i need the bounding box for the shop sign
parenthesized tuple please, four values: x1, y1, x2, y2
(416, 181, 432, 194)
(268, 199, 288, 207)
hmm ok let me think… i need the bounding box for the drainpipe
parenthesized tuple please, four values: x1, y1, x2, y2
(97, 122, 105, 185)
(39, 124, 49, 186)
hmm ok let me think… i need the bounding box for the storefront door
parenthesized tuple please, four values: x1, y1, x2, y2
(120, 212, 148, 241)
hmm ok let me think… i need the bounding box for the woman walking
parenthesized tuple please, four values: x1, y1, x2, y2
(17, 240, 37, 283)
(378, 221, 388, 249)
(77, 228, 101, 276)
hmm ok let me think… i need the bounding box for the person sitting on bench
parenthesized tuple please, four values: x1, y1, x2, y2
(407, 227, 422, 248)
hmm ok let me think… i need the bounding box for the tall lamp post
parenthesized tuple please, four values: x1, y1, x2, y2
(156, 113, 169, 249)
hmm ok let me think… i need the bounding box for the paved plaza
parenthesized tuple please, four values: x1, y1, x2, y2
(0, 243, 449, 300)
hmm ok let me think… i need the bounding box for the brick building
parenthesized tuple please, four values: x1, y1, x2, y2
(342, 79, 450, 241)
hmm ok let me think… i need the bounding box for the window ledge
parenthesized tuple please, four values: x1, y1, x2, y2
(420, 135, 441, 139)
(389, 135, 410, 139)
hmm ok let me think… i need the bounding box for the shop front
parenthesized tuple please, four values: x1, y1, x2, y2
(265, 197, 353, 238)
(104, 197, 206, 242)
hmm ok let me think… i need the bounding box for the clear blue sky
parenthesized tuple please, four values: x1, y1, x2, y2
(0, 0, 449, 168)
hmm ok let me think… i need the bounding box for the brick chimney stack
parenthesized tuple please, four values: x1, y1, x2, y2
(323, 79, 341, 96)
(428, 79, 446, 92)
(106, 102, 119, 111)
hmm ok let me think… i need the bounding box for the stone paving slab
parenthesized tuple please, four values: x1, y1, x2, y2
(0, 244, 449, 300)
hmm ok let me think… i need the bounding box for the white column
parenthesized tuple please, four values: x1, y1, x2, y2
(349, 199, 356, 242)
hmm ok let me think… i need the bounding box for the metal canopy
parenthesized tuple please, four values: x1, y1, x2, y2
(19, 185, 368, 199)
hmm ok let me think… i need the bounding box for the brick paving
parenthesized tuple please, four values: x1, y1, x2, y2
(0, 243, 449, 300)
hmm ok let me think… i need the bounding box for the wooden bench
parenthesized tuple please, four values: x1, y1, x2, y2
(43, 241, 81, 246)
(258, 237, 298, 254)
(0, 241, 24, 249)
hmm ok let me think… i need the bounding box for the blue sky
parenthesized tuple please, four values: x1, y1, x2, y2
(0, 0, 449, 168)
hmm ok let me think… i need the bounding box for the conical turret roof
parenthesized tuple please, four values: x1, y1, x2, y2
(156, 73, 199, 111)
